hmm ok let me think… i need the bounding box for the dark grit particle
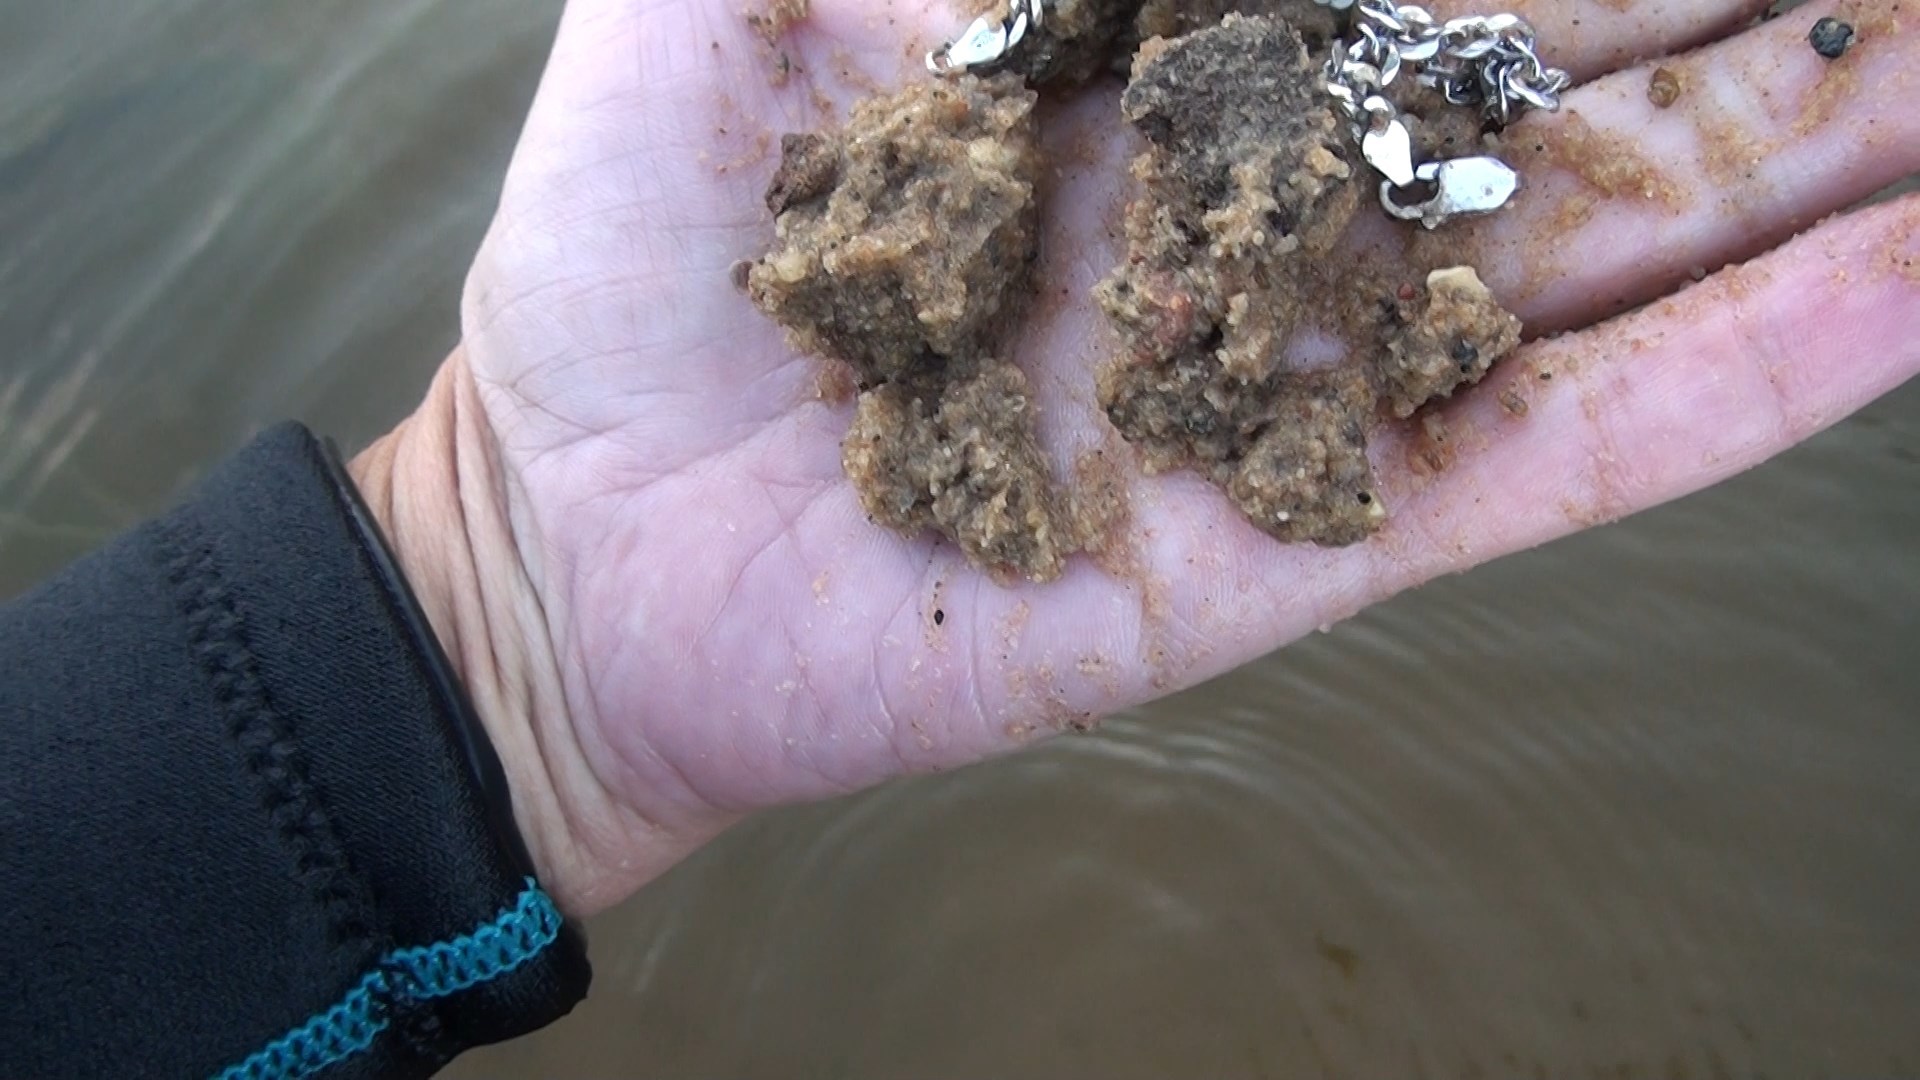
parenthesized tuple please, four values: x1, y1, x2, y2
(1808, 17, 1855, 60)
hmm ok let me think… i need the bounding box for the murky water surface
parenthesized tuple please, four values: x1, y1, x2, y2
(3, 3, 1916, 1076)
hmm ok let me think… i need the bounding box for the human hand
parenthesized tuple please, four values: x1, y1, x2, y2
(352, 0, 1920, 914)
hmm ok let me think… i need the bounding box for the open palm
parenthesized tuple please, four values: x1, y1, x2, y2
(455, 0, 1919, 907)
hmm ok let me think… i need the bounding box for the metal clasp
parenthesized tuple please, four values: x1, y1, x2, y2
(927, 3, 1039, 76)
(1380, 155, 1519, 229)
(1359, 107, 1417, 188)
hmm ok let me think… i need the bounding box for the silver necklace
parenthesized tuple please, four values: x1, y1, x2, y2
(926, 0, 1570, 229)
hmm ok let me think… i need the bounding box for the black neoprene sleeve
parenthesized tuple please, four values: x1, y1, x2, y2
(0, 423, 590, 1080)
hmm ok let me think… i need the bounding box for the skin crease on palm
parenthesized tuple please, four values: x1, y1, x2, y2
(350, 0, 1920, 914)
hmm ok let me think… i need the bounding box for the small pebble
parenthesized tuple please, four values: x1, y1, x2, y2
(1808, 17, 1855, 60)
(1647, 67, 1683, 109)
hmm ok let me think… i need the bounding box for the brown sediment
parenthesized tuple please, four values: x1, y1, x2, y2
(744, 0, 808, 43)
(996, 601, 1031, 653)
(1135, 0, 1339, 52)
(1881, 200, 1920, 284)
(1094, 15, 1525, 546)
(1378, 266, 1524, 419)
(1221, 369, 1385, 543)
(1647, 67, 1684, 109)
(1069, 439, 1134, 560)
(750, 74, 1078, 581)
(707, 129, 776, 177)
(1388, 80, 1490, 164)
(754, 6, 1539, 568)
(844, 363, 1075, 576)
(1691, 103, 1773, 190)
(1403, 219, 1493, 289)
(750, 77, 1040, 384)
(1519, 111, 1687, 207)
(993, 0, 1144, 86)
(1548, 190, 1601, 236)
(1893, 246, 1920, 286)
(842, 366, 1073, 580)
(814, 357, 859, 404)
(1047, 698, 1101, 734)
(1498, 386, 1531, 418)
(1099, 23, 1360, 378)
(1408, 411, 1457, 477)
(825, 44, 881, 97)
(1693, 2, 1894, 185)
(977, 0, 1342, 86)
(744, 0, 809, 85)
(1094, 16, 1374, 544)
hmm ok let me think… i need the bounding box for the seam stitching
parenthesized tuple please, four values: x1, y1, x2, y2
(211, 880, 562, 1080)
(154, 515, 379, 949)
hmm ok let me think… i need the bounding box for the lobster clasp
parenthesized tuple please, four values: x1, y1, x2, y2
(928, 15, 1015, 75)
(927, 2, 1039, 76)
(1380, 155, 1520, 229)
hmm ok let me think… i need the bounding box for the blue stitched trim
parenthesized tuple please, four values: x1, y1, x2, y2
(212, 879, 563, 1080)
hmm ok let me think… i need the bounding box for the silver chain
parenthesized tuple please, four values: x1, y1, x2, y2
(1322, 0, 1569, 227)
(926, 0, 1045, 76)
(1324, 0, 1569, 132)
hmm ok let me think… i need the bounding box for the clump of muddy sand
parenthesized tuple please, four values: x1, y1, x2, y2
(1097, 15, 1521, 545)
(747, 74, 1087, 581)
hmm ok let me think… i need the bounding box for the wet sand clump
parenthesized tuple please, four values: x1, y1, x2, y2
(843, 366, 1071, 581)
(1093, 15, 1382, 543)
(1095, 15, 1523, 545)
(750, 75, 1040, 385)
(1379, 266, 1523, 419)
(747, 74, 1078, 581)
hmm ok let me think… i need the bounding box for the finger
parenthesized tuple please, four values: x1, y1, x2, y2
(1371, 193, 1920, 598)
(1430, 0, 1919, 334)
(1446, 0, 1771, 82)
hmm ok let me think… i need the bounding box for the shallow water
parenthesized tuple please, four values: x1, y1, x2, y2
(3, 3, 1917, 1077)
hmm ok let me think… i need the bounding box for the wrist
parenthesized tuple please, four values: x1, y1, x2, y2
(348, 350, 639, 915)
